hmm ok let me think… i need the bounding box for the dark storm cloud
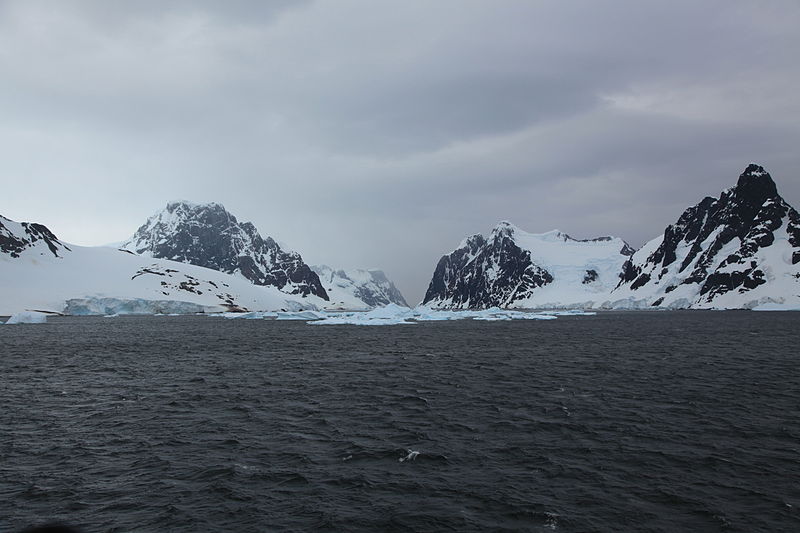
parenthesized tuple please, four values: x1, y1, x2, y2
(1, 0, 799, 303)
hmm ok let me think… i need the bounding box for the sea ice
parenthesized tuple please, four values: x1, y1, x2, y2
(218, 311, 278, 320)
(210, 303, 595, 325)
(216, 310, 327, 320)
(310, 304, 588, 325)
(275, 310, 328, 321)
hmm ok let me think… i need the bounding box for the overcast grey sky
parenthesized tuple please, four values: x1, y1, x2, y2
(2, 0, 799, 304)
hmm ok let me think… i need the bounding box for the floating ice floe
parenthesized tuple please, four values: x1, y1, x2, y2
(399, 449, 420, 462)
(310, 303, 592, 326)
(206, 303, 596, 325)
(4, 311, 49, 324)
(215, 310, 327, 320)
(217, 311, 278, 320)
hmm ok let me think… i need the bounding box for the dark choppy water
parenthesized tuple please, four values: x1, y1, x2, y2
(0, 311, 798, 532)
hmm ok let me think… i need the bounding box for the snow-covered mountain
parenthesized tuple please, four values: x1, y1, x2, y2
(0, 214, 320, 315)
(312, 265, 409, 309)
(122, 201, 328, 300)
(610, 164, 800, 309)
(423, 221, 634, 309)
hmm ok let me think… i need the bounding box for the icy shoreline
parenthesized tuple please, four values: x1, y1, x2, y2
(5, 302, 795, 326)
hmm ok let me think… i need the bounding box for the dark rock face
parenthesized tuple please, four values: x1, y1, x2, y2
(0, 216, 69, 258)
(788, 208, 800, 265)
(617, 164, 800, 302)
(422, 223, 553, 308)
(124, 202, 328, 300)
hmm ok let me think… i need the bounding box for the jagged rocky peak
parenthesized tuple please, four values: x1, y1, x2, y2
(123, 201, 328, 300)
(493, 220, 516, 236)
(736, 163, 778, 200)
(0, 215, 70, 259)
(614, 163, 800, 308)
(312, 265, 409, 308)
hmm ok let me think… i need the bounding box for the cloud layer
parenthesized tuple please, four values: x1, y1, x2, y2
(2, 0, 799, 303)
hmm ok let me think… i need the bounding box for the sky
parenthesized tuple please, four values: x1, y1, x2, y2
(1, 0, 799, 305)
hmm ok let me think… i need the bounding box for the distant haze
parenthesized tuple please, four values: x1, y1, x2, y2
(1, 0, 799, 304)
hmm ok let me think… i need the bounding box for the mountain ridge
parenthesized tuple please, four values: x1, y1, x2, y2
(611, 164, 800, 309)
(122, 201, 329, 300)
(423, 164, 799, 310)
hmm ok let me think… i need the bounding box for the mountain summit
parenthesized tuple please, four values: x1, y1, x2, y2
(612, 164, 800, 308)
(122, 201, 328, 300)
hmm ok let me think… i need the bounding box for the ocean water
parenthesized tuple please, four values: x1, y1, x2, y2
(0, 312, 798, 532)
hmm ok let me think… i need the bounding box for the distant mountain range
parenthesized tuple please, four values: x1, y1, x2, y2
(423, 164, 799, 310)
(2, 164, 797, 315)
(0, 201, 408, 315)
(312, 265, 409, 309)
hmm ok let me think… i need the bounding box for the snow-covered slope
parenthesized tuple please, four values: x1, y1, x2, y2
(312, 265, 409, 310)
(609, 164, 800, 309)
(0, 215, 320, 315)
(122, 201, 328, 300)
(423, 221, 634, 309)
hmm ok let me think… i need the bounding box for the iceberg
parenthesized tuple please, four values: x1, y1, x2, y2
(4, 311, 49, 324)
